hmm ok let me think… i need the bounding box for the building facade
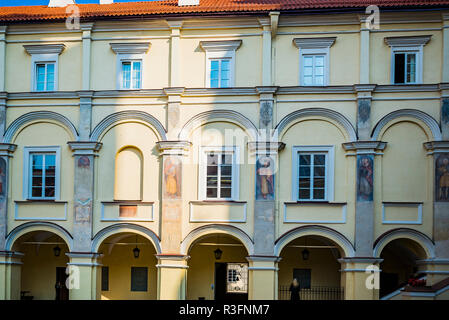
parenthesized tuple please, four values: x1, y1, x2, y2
(0, 0, 449, 300)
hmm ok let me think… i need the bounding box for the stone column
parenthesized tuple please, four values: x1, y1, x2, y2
(343, 141, 386, 257)
(66, 252, 102, 300)
(422, 141, 449, 285)
(67, 142, 102, 252)
(0, 251, 23, 300)
(81, 23, 94, 91)
(339, 258, 382, 300)
(246, 256, 281, 300)
(156, 141, 190, 300)
(155, 254, 189, 300)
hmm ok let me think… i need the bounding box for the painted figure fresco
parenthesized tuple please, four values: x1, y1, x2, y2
(164, 157, 181, 199)
(256, 155, 274, 200)
(78, 156, 90, 168)
(357, 155, 374, 201)
(436, 153, 449, 201)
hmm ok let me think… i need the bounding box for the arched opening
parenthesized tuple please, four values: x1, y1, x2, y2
(114, 147, 143, 201)
(278, 235, 345, 300)
(187, 233, 249, 301)
(379, 238, 428, 298)
(97, 232, 157, 300)
(12, 230, 70, 300)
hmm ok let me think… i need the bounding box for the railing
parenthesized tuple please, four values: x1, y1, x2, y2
(278, 285, 344, 300)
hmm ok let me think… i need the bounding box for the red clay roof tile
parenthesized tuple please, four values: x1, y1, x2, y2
(0, 1, 448, 22)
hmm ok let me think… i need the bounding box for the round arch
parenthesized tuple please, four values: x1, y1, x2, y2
(181, 224, 254, 256)
(275, 225, 355, 257)
(274, 108, 357, 141)
(92, 223, 161, 254)
(90, 110, 167, 142)
(3, 111, 79, 143)
(178, 110, 258, 142)
(6, 221, 73, 251)
(373, 228, 435, 259)
(371, 109, 441, 141)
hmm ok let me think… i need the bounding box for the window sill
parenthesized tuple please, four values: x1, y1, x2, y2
(284, 201, 346, 205)
(17, 199, 67, 203)
(190, 200, 247, 205)
(103, 200, 154, 205)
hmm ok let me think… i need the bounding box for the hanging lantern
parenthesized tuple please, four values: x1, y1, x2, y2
(53, 245, 61, 257)
(214, 248, 223, 260)
(301, 248, 310, 261)
(133, 235, 140, 258)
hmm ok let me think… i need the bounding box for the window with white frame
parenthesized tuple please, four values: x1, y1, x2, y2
(23, 44, 65, 92)
(23, 147, 61, 200)
(292, 146, 334, 202)
(110, 42, 150, 90)
(199, 146, 239, 200)
(293, 37, 336, 86)
(384, 35, 431, 85)
(121, 60, 142, 89)
(200, 40, 242, 88)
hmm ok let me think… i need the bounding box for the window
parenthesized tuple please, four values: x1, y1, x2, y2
(210, 59, 230, 88)
(35, 62, 55, 91)
(23, 147, 61, 200)
(293, 37, 336, 86)
(292, 146, 334, 202)
(131, 267, 148, 292)
(121, 60, 142, 89)
(226, 263, 248, 293)
(110, 42, 150, 90)
(200, 40, 242, 88)
(199, 146, 239, 200)
(23, 44, 65, 92)
(385, 35, 431, 85)
(293, 268, 311, 289)
(101, 267, 109, 291)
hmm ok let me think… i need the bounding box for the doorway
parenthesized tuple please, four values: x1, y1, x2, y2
(214, 263, 248, 301)
(55, 267, 69, 300)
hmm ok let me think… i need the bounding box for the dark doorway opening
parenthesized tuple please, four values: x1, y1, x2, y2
(214, 263, 248, 301)
(55, 267, 69, 300)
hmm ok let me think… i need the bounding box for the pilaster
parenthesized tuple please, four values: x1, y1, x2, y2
(0, 251, 23, 300)
(354, 84, 376, 141)
(343, 141, 386, 256)
(81, 23, 94, 91)
(156, 254, 189, 300)
(68, 142, 102, 252)
(0, 26, 6, 92)
(66, 252, 102, 300)
(442, 12, 449, 83)
(163, 87, 184, 139)
(339, 257, 382, 300)
(258, 18, 272, 86)
(77, 90, 94, 141)
(256, 86, 278, 132)
(440, 83, 449, 140)
(359, 17, 371, 84)
(0, 143, 16, 251)
(246, 255, 280, 300)
(166, 20, 183, 88)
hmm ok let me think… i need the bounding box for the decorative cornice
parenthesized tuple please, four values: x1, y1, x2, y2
(247, 141, 285, 154)
(200, 40, 242, 52)
(0, 143, 17, 157)
(353, 84, 376, 93)
(246, 255, 281, 263)
(67, 141, 103, 156)
(23, 43, 66, 55)
(384, 35, 432, 47)
(156, 140, 192, 156)
(342, 141, 387, 154)
(423, 141, 449, 153)
(293, 37, 336, 49)
(80, 22, 94, 31)
(255, 86, 279, 94)
(110, 42, 151, 55)
(163, 87, 185, 96)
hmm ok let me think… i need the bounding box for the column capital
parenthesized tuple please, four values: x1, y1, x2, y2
(156, 140, 191, 156)
(354, 84, 376, 98)
(423, 141, 449, 154)
(256, 86, 279, 95)
(0, 143, 17, 157)
(342, 140, 387, 155)
(77, 90, 94, 99)
(338, 257, 383, 265)
(248, 141, 285, 155)
(163, 87, 185, 96)
(67, 141, 102, 156)
(165, 19, 183, 30)
(0, 251, 24, 259)
(246, 255, 281, 263)
(80, 22, 94, 32)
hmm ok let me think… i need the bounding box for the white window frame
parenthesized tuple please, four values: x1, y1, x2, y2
(23, 44, 65, 92)
(110, 42, 151, 90)
(23, 146, 61, 201)
(200, 40, 242, 88)
(384, 35, 431, 85)
(198, 146, 240, 201)
(293, 37, 336, 87)
(292, 146, 335, 202)
(118, 56, 143, 90)
(390, 47, 422, 85)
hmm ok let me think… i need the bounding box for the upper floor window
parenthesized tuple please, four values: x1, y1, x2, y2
(385, 35, 431, 85)
(293, 37, 336, 86)
(292, 146, 334, 202)
(23, 44, 65, 92)
(199, 146, 239, 200)
(23, 146, 61, 200)
(200, 40, 242, 88)
(110, 42, 150, 90)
